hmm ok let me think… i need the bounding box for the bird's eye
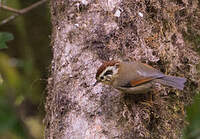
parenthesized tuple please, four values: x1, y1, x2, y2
(104, 70, 113, 76)
(100, 76, 104, 80)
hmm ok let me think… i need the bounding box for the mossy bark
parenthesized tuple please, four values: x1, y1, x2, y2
(45, 0, 200, 138)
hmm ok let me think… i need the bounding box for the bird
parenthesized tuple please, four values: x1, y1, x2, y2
(95, 61, 186, 94)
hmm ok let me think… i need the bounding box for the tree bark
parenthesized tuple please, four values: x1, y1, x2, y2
(45, 0, 200, 138)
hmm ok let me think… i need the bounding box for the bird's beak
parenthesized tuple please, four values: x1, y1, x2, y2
(93, 80, 99, 86)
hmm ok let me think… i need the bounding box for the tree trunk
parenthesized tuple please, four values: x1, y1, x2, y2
(45, 0, 200, 138)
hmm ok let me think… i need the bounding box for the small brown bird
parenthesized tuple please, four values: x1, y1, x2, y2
(95, 61, 186, 94)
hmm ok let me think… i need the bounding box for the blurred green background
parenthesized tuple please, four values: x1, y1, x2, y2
(0, 0, 50, 138)
(0, 0, 199, 139)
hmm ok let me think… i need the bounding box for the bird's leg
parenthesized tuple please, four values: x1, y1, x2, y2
(139, 90, 154, 107)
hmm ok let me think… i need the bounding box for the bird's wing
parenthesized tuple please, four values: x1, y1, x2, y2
(121, 77, 157, 87)
(120, 62, 164, 88)
(130, 77, 156, 87)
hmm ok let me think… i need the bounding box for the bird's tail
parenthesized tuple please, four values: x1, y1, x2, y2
(156, 75, 186, 90)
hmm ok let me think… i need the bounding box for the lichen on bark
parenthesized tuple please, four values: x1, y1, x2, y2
(45, 0, 200, 138)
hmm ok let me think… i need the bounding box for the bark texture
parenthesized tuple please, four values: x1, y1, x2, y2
(45, 0, 200, 138)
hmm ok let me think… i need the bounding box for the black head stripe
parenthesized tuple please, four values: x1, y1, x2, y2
(96, 61, 119, 79)
(104, 70, 113, 76)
